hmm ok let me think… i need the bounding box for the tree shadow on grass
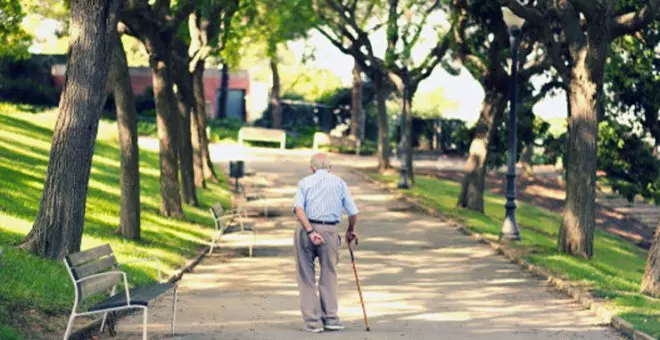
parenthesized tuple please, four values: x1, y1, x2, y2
(0, 114, 54, 143)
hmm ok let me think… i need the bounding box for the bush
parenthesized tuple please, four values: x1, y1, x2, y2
(598, 120, 659, 203)
(541, 133, 566, 166)
(136, 120, 158, 137)
(286, 125, 316, 149)
(0, 56, 61, 106)
(325, 139, 377, 155)
(0, 325, 21, 340)
(135, 87, 155, 114)
(208, 117, 244, 142)
(0, 77, 60, 106)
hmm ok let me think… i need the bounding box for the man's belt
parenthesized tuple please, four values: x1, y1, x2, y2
(308, 219, 339, 225)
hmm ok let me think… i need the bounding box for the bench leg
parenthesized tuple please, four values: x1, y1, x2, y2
(142, 307, 148, 340)
(209, 232, 217, 255)
(264, 200, 268, 217)
(251, 230, 257, 257)
(63, 313, 76, 340)
(171, 286, 178, 335)
(99, 311, 109, 336)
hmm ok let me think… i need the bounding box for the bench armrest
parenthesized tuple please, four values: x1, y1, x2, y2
(230, 207, 248, 219)
(77, 270, 130, 309)
(219, 213, 243, 222)
(120, 257, 163, 282)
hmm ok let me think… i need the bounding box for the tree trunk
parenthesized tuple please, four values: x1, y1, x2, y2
(404, 96, 414, 184)
(190, 100, 206, 189)
(193, 62, 219, 183)
(19, 0, 122, 259)
(172, 46, 199, 206)
(558, 39, 608, 259)
(218, 62, 229, 118)
(270, 58, 282, 129)
(641, 224, 660, 297)
(457, 87, 507, 212)
(152, 51, 184, 218)
(521, 145, 535, 177)
(374, 75, 391, 171)
(109, 34, 140, 240)
(350, 61, 362, 139)
(175, 89, 198, 206)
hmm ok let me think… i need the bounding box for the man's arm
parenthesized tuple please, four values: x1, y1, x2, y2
(295, 207, 314, 233)
(346, 213, 359, 244)
(295, 207, 325, 245)
(293, 184, 325, 245)
(342, 180, 360, 244)
(347, 214, 358, 232)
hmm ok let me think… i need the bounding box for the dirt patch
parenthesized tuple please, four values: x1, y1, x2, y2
(1, 304, 91, 340)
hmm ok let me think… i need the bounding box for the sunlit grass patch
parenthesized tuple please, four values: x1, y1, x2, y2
(0, 103, 232, 339)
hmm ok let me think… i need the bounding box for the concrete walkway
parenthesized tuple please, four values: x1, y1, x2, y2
(117, 149, 621, 339)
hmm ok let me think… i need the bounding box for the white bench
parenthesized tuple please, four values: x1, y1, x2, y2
(238, 127, 287, 149)
(236, 182, 269, 217)
(209, 203, 257, 257)
(63, 244, 177, 340)
(312, 132, 360, 152)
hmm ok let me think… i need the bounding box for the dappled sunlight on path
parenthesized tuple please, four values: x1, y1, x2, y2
(117, 148, 621, 340)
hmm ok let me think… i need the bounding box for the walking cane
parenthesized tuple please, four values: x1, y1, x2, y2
(348, 240, 370, 331)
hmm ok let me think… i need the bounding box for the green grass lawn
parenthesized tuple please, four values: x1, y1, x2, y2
(369, 172, 660, 338)
(0, 103, 232, 339)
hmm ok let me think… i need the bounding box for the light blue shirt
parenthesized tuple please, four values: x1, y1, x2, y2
(293, 169, 359, 222)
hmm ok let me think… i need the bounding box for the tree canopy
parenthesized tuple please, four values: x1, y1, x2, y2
(0, 0, 32, 58)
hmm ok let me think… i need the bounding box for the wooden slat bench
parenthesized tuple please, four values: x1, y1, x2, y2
(209, 203, 257, 257)
(238, 126, 287, 149)
(236, 181, 270, 217)
(312, 131, 359, 152)
(63, 244, 177, 340)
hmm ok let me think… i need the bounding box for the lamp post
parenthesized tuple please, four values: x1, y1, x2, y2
(500, 7, 525, 241)
(398, 66, 410, 189)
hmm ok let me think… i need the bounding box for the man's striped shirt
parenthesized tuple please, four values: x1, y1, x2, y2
(293, 169, 359, 222)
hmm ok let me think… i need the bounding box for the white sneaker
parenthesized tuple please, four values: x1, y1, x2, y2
(303, 324, 324, 333)
(324, 320, 345, 331)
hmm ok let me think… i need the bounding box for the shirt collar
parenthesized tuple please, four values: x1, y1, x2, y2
(314, 169, 329, 175)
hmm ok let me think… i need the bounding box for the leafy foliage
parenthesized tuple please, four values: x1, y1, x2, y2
(0, 0, 31, 58)
(598, 119, 660, 203)
(606, 23, 660, 146)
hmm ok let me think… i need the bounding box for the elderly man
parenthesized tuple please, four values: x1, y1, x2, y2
(293, 153, 359, 333)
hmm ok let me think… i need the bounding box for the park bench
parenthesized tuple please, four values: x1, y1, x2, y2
(236, 181, 270, 217)
(238, 126, 287, 149)
(209, 203, 257, 257)
(63, 244, 177, 340)
(312, 132, 359, 152)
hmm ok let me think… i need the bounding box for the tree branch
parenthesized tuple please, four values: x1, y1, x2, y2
(164, 0, 196, 35)
(532, 79, 566, 103)
(385, 0, 400, 68)
(411, 33, 451, 84)
(611, 0, 660, 38)
(519, 49, 552, 80)
(554, 0, 586, 60)
(499, 0, 544, 23)
(450, 3, 488, 75)
(566, 0, 599, 20)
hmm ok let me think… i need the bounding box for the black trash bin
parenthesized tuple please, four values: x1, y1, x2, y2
(229, 161, 245, 192)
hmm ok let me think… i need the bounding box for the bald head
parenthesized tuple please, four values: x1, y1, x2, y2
(310, 153, 331, 171)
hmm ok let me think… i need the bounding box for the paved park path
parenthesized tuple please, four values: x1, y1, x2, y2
(118, 148, 621, 339)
